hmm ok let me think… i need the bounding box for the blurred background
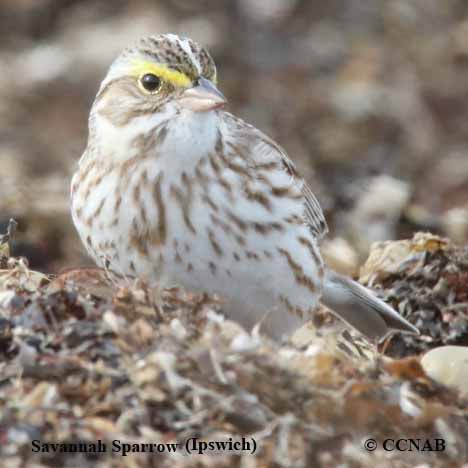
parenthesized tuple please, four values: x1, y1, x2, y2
(1, 0, 468, 275)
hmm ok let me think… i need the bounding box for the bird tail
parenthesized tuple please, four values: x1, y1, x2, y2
(321, 270, 419, 341)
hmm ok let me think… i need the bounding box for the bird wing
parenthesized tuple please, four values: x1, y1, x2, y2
(222, 112, 328, 240)
(277, 148, 329, 240)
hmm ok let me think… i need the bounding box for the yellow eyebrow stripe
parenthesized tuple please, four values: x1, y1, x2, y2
(130, 60, 192, 87)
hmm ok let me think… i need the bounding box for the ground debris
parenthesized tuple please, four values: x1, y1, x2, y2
(0, 236, 467, 467)
(360, 232, 468, 357)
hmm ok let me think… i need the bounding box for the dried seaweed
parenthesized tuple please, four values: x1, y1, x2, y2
(360, 233, 468, 357)
(0, 227, 467, 467)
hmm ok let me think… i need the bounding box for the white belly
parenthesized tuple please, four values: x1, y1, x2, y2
(71, 112, 325, 339)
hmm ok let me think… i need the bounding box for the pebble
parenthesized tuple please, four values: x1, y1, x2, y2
(421, 346, 468, 398)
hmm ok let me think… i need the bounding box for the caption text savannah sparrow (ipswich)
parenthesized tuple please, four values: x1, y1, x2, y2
(31, 437, 257, 456)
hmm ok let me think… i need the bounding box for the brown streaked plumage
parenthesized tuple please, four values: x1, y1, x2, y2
(71, 33, 419, 342)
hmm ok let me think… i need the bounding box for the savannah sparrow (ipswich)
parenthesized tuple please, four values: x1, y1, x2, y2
(71, 34, 418, 340)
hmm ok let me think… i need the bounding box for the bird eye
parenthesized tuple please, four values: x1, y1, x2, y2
(140, 73, 162, 93)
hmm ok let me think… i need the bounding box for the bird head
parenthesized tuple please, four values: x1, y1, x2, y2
(93, 34, 226, 127)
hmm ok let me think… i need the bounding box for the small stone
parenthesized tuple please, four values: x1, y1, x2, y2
(421, 346, 468, 398)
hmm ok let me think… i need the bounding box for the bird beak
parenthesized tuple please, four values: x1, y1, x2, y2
(178, 77, 227, 112)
